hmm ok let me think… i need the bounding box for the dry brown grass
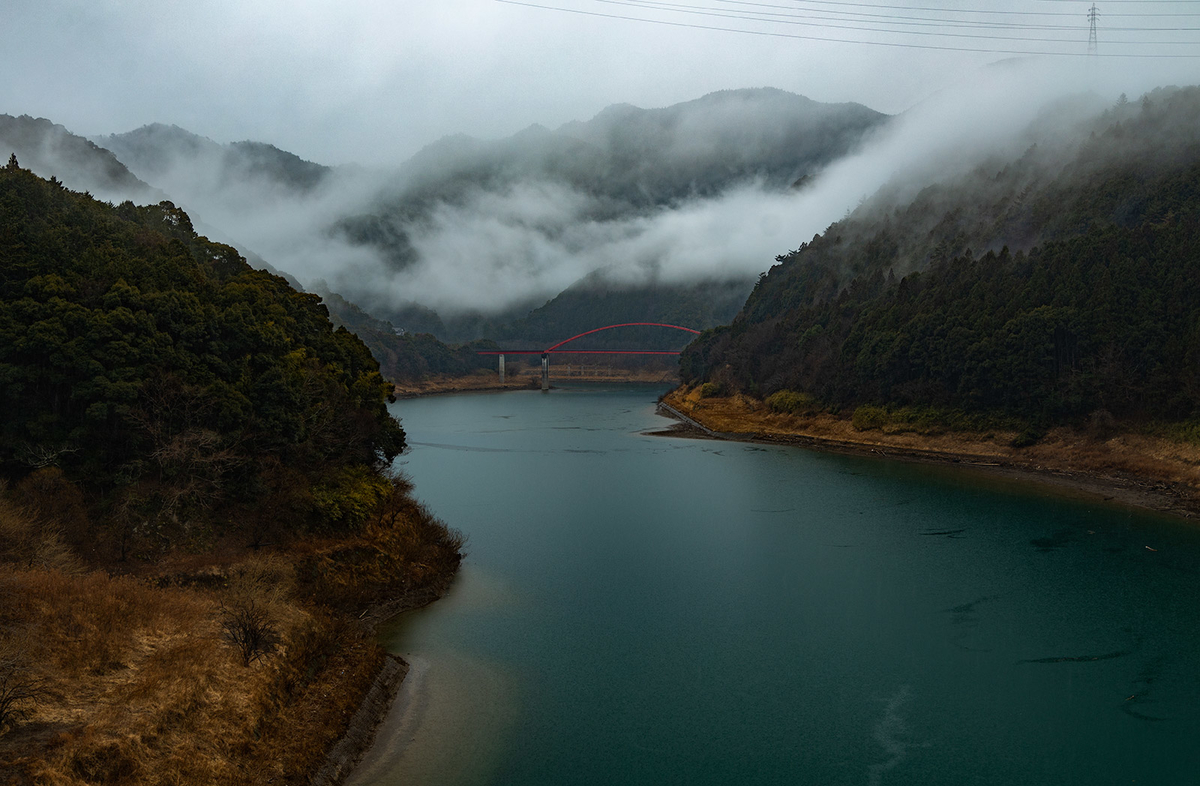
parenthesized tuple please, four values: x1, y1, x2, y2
(294, 476, 465, 613)
(0, 483, 82, 576)
(0, 566, 266, 785)
(0, 475, 464, 785)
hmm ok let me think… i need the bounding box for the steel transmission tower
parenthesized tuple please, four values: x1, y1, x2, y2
(1087, 4, 1099, 55)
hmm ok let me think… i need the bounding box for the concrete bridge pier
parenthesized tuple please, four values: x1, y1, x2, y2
(541, 353, 549, 391)
(498, 353, 505, 384)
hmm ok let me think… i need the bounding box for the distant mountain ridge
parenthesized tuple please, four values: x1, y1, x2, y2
(95, 123, 332, 194)
(6, 90, 894, 354)
(0, 114, 160, 202)
(555, 88, 883, 195)
(366, 87, 886, 218)
(335, 88, 889, 342)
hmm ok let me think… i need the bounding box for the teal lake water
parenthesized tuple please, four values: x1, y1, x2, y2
(349, 384, 1200, 786)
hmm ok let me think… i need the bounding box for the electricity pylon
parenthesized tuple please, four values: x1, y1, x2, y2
(1088, 4, 1099, 55)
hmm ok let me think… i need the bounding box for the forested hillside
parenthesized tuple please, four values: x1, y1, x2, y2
(0, 158, 465, 785)
(494, 275, 750, 350)
(0, 155, 403, 543)
(312, 284, 498, 381)
(682, 87, 1200, 431)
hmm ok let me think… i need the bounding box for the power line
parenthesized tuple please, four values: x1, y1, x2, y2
(588, 0, 1200, 44)
(716, 1, 1096, 29)
(496, 0, 1200, 55)
(783, 0, 1200, 17)
(715, 0, 1200, 30)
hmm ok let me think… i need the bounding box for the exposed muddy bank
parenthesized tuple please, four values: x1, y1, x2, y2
(654, 395, 1200, 521)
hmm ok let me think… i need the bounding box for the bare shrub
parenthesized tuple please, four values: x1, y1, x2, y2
(0, 483, 81, 573)
(766, 389, 820, 415)
(233, 555, 297, 599)
(851, 404, 889, 431)
(220, 598, 279, 667)
(303, 472, 466, 609)
(0, 633, 49, 734)
(13, 467, 91, 555)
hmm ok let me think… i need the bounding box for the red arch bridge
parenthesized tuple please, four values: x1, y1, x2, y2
(476, 322, 701, 390)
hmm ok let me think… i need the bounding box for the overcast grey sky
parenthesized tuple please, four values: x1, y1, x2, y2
(3, 0, 1198, 166)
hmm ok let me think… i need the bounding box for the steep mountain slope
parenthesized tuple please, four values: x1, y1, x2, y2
(338, 88, 887, 268)
(334, 88, 888, 343)
(95, 123, 332, 194)
(682, 87, 1200, 428)
(0, 114, 159, 202)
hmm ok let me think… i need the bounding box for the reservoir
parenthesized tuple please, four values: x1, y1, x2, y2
(351, 384, 1200, 786)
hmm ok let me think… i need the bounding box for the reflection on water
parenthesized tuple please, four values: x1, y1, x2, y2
(362, 384, 1200, 785)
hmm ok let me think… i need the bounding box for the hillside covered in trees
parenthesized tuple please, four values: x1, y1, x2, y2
(682, 87, 1200, 434)
(311, 283, 498, 382)
(0, 160, 464, 783)
(0, 155, 404, 528)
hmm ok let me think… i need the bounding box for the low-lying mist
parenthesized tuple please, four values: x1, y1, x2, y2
(94, 57, 1194, 324)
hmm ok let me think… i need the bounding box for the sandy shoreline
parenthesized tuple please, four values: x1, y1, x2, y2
(341, 656, 431, 786)
(653, 396, 1200, 521)
(313, 579, 457, 785)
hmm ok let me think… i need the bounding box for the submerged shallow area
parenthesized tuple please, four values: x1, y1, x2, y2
(352, 383, 1200, 786)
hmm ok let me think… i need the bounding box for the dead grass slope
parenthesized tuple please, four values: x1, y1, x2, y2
(0, 474, 463, 786)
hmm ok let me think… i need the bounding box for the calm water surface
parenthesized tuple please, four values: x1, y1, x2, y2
(350, 384, 1200, 786)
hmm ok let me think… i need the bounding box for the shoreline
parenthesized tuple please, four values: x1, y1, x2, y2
(312, 572, 458, 786)
(391, 371, 679, 398)
(654, 394, 1200, 521)
(311, 656, 410, 786)
(341, 655, 432, 786)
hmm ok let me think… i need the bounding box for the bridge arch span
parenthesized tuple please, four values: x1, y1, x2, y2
(544, 322, 701, 353)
